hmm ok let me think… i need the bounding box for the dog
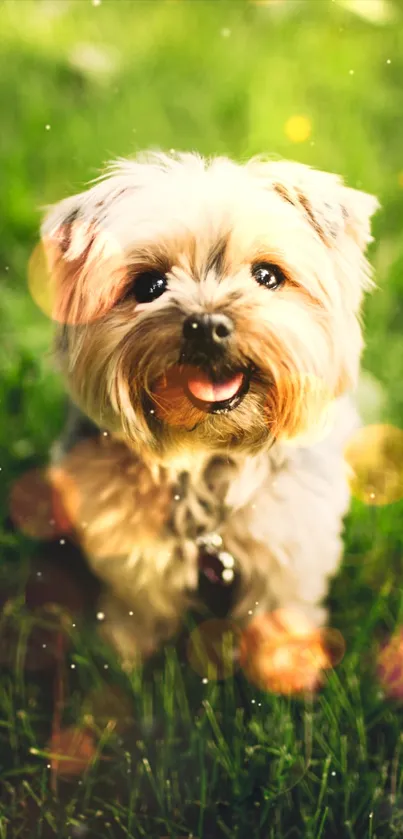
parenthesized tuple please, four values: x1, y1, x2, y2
(41, 151, 379, 679)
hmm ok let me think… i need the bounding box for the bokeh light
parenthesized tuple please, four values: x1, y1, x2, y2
(344, 424, 403, 505)
(240, 609, 344, 695)
(46, 726, 97, 779)
(43, 437, 172, 561)
(187, 619, 241, 681)
(284, 115, 312, 143)
(28, 222, 126, 326)
(27, 241, 56, 321)
(9, 467, 73, 540)
(377, 629, 403, 700)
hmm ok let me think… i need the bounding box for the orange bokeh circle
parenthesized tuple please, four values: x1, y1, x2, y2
(240, 609, 345, 696)
(9, 467, 74, 541)
(344, 424, 403, 506)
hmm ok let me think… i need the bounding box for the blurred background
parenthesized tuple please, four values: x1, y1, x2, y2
(1, 0, 403, 469)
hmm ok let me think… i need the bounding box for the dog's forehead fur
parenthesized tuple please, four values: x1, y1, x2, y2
(42, 151, 378, 316)
(44, 151, 378, 260)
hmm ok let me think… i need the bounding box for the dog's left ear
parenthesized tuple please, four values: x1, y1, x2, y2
(40, 188, 127, 326)
(249, 159, 379, 253)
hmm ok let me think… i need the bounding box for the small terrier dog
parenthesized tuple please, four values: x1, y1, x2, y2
(41, 152, 378, 671)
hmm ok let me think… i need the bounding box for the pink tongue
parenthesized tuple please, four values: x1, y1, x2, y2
(186, 371, 244, 403)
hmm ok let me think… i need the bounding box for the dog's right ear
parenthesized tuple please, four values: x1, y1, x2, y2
(40, 190, 127, 325)
(247, 158, 379, 256)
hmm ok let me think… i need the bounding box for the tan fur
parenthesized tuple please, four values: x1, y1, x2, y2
(42, 151, 379, 662)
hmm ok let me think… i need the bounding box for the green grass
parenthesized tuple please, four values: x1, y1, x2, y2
(2, 0, 403, 836)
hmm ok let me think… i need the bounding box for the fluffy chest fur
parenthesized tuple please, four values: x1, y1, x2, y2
(150, 394, 358, 621)
(50, 395, 357, 635)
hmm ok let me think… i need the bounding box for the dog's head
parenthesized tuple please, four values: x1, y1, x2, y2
(41, 152, 378, 462)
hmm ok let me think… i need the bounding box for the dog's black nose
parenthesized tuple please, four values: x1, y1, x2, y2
(182, 313, 234, 347)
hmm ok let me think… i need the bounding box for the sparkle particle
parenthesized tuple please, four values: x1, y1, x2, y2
(97, 611, 105, 621)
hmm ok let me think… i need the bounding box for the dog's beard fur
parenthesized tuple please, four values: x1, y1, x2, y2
(41, 152, 378, 465)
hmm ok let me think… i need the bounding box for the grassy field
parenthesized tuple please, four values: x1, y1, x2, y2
(1, 0, 403, 836)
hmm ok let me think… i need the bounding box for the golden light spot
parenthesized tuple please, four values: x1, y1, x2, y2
(27, 241, 55, 321)
(284, 115, 312, 144)
(344, 424, 403, 506)
(377, 630, 403, 700)
(337, 0, 395, 25)
(29, 220, 127, 326)
(240, 609, 344, 695)
(187, 619, 241, 681)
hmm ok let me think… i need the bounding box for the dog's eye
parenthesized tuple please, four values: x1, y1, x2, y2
(132, 270, 168, 303)
(252, 262, 286, 291)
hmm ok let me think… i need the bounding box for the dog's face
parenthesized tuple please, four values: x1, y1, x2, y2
(41, 152, 378, 462)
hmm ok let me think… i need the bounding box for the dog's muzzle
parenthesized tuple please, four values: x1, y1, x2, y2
(180, 313, 251, 414)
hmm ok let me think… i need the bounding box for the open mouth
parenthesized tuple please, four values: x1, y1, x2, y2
(184, 367, 251, 414)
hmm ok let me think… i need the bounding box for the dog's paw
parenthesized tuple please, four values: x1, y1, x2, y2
(239, 608, 343, 696)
